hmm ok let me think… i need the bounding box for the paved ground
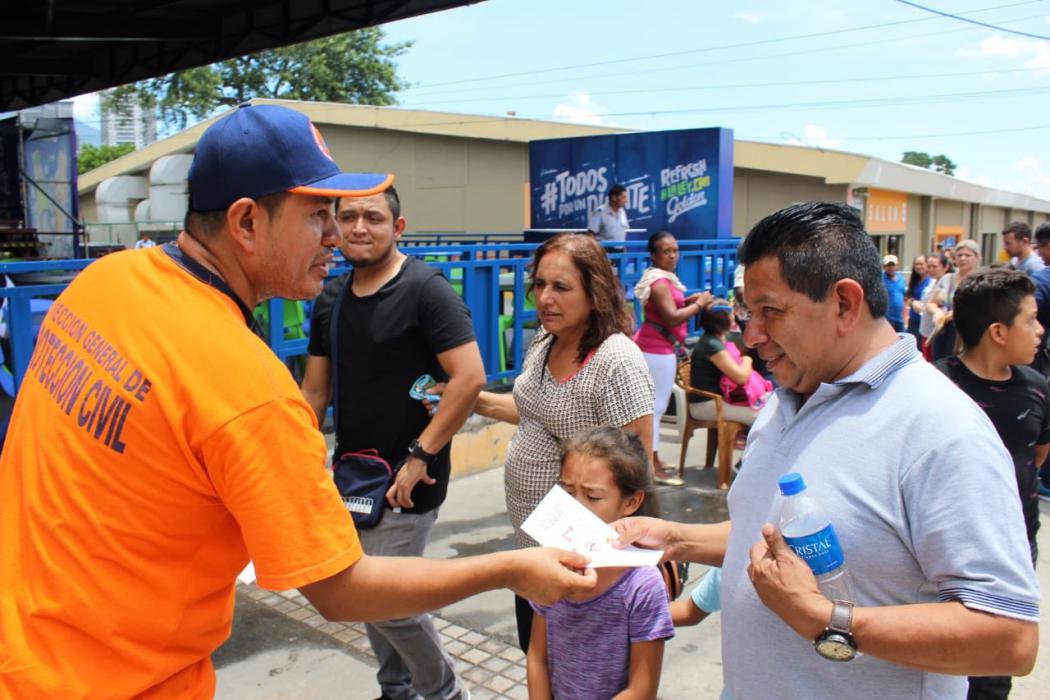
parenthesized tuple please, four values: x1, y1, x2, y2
(213, 428, 1050, 699)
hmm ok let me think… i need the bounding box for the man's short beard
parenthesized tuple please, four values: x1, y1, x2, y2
(346, 243, 395, 269)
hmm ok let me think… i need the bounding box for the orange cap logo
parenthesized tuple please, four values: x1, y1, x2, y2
(309, 122, 334, 162)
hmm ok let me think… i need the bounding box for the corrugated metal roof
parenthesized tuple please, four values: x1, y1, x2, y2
(2, 0, 482, 111)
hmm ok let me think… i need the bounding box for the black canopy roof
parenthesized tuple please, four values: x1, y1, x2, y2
(2, 0, 479, 111)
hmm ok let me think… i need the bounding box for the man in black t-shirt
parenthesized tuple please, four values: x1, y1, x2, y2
(301, 186, 484, 700)
(934, 268, 1049, 700)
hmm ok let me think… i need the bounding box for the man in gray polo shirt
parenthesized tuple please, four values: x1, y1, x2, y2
(615, 202, 1040, 699)
(587, 183, 629, 243)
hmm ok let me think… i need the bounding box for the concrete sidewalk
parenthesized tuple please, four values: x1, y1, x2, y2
(214, 431, 1050, 699)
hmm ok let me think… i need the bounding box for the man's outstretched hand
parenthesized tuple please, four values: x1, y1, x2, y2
(609, 516, 674, 562)
(507, 547, 597, 606)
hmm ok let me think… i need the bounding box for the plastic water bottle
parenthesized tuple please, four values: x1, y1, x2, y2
(777, 472, 856, 603)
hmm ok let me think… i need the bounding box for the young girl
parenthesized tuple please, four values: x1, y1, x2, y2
(527, 426, 674, 700)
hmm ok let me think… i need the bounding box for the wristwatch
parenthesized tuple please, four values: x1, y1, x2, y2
(407, 439, 437, 466)
(814, 600, 857, 662)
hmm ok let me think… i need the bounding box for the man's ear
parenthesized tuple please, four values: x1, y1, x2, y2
(393, 216, 407, 241)
(986, 322, 1008, 347)
(831, 278, 866, 333)
(225, 198, 263, 253)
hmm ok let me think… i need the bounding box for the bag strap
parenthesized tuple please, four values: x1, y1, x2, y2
(661, 559, 685, 600)
(330, 272, 352, 436)
(162, 242, 262, 336)
(645, 319, 686, 356)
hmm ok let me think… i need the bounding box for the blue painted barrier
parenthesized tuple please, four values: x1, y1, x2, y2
(0, 239, 738, 393)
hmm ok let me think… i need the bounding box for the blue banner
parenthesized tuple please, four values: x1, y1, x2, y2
(528, 127, 734, 239)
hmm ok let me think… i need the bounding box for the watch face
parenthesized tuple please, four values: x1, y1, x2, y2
(815, 633, 856, 662)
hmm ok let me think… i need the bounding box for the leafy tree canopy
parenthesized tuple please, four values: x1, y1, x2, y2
(77, 143, 135, 174)
(104, 28, 413, 130)
(901, 151, 956, 176)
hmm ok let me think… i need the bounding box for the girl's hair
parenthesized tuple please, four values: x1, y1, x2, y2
(647, 230, 675, 254)
(907, 255, 926, 298)
(699, 298, 732, 336)
(528, 233, 635, 362)
(560, 426, 659, 518)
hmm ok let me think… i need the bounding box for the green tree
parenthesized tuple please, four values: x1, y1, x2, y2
(930, 154, 957, 176)
(105, 28, 412, 130)
(901, 151, 932, 169)
(900, 151, 956, 176)
(77, 143, 135, 174)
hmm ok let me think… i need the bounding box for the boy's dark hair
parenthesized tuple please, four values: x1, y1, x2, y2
(738, 201, 887, 318)
(953, 268, 1035, 349)
(1003, 221, 1032, 241)
(560, 426, 659, 518)
(1034, 221, 1050, 247)
(608, 183, 626, 201)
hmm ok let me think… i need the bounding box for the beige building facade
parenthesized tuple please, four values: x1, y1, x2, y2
(79, 99, 1050, 267)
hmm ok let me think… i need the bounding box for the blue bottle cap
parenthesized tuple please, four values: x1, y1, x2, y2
(778, 472, 807, 496)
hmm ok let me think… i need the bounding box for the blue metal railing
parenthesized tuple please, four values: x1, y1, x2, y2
(0, 239, 738, 393)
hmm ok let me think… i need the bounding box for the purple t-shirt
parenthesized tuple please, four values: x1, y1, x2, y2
(533, 566, 674, 700)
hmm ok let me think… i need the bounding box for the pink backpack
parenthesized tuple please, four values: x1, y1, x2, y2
(719, 341, 773, 409)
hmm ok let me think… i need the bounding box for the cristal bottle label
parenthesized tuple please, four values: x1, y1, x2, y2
(783, 524, 844, 575)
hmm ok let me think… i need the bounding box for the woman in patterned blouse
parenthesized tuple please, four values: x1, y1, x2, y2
(472, 233, 656, 651)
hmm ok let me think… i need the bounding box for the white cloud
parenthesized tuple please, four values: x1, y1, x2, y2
(72, 92, 99, 120)
(733, 10, 764, 24)
(552, 92, 609, 126)
(959, 36, 1050, 74)
(785, 124, 841, 149)
(1009, 156, 1050, 199)
(955, 165, 995, 188)
(963, 157, 1050, 200)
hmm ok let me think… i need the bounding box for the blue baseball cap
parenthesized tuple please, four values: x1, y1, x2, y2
(188, 103, 393, 211)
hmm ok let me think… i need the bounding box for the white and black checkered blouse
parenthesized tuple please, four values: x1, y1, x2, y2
(505, 331, 655, 546)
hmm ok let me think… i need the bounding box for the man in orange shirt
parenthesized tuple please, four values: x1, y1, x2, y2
(0, 103, 595, 699)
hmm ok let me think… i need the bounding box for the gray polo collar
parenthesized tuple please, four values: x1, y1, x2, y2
(831, 334, 920, 390)
(777, 334, 920, 415)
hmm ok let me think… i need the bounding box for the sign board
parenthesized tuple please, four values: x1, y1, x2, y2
(528, 128, 734, 239)
(934, 225, 963, 250)
(866, 189, 908, 233)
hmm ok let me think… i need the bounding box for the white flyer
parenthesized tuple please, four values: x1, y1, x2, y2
(520, 485, 664, 568)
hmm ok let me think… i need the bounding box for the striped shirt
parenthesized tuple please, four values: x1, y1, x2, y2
(722, 335, 1040, 700)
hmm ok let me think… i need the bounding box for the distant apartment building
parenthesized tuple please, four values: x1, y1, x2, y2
(100, 90, 157, 149)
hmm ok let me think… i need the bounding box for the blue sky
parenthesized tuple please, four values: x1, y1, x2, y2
(75, 0, 1050, 199)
